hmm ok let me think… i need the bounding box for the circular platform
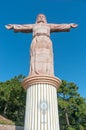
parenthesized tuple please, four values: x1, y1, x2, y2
(22, 75, 61, 90)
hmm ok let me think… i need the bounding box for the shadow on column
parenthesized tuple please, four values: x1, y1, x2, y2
(15, 125, 24, 130)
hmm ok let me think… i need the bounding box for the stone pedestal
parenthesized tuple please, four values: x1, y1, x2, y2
(22, 75, 61, 130)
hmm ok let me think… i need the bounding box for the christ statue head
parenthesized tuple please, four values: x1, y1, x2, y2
(36, 14, 47, 23)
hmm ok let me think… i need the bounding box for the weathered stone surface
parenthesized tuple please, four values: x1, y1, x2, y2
(5, 14, 78, 76)
(0, 124, 24, 130)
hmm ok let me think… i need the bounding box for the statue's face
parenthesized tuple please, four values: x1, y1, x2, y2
(36, 14, 47, 23)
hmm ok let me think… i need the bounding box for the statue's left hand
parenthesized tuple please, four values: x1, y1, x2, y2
(70, 23, 78, 28)
(5, 24, 14, 29)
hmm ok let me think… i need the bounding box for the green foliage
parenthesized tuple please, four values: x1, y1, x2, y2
(0, 75, 26, 126)
(0, 120, 14, 125)
(58, 80, 86, 130)
(67, 127, 75, 130)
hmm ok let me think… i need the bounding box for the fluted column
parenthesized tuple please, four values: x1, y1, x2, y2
(22, 75, 61, 130)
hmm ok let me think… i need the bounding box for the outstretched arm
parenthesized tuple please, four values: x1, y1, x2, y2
(49, 23, 78, 33)
(5, 24, 33, 33)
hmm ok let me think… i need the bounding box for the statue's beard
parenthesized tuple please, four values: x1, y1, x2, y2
(37, 20, 45, 23)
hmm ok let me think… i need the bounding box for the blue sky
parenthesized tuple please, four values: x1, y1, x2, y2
(0, 0, 86, 98)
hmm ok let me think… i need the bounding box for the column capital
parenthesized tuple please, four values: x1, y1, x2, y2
(22, 75, 61, 90)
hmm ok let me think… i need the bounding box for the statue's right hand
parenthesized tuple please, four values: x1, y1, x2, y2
(5, 24, 14, 29)
(70, 23, 78, 28)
